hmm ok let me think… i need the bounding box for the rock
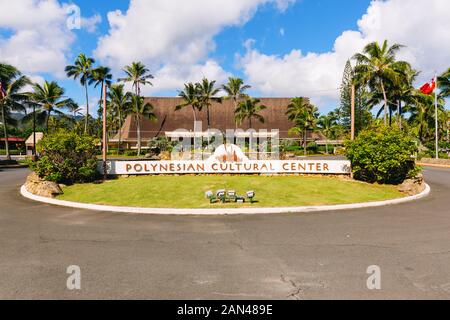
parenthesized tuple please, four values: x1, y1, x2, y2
(25, 172, 63, 198)
(398, 174, 425, 196)
(159, 151, 171, 160)
(144, 153, 161, 161)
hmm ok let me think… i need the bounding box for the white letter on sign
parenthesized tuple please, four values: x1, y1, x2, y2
(66, 265, 81, 290)
(366, 265, 381, 290)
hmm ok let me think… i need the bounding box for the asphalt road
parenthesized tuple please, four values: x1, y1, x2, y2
(0, 167, 449, 299)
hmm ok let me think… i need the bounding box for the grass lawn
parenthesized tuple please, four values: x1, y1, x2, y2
(57, 175, 403, 209)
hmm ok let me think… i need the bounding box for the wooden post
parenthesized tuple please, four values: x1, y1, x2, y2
(102, 83, 107, 180)
(351, 84, 355, 140)
(435, 74, 439, 159)
(33, 104, 36, 159)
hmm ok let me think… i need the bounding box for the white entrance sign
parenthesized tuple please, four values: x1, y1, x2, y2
(100, 160, 351, 175)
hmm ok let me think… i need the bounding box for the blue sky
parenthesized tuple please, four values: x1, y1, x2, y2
(63, 0, 370, 105)
(0, 0, 448, 116)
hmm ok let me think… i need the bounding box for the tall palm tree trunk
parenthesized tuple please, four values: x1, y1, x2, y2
(32, 105, 36, 157)
(389, 108, 392, 126)
(233, 98, 238, 129)
(84, 82, 90, 134)
(118, 109, 122, 155)
(136, 115, 141, 157)
(1, 104, 11, 160)
(46, 110, 51, 133)
(304, 128, 307, 156)
(134, 84, 140, 156)
(380, 79, 388, 126)
(207, 106, 211, 129)
(191, 106, 197, 123)
(99, 82, 104, 120)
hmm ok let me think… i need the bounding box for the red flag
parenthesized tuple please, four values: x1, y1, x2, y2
(419, 78, 436, 95)
(0, 82, 6, 99)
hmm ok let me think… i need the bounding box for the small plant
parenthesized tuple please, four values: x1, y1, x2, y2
(123, 150, 138, 157)
(345, 127, 419, 184)
(147, 136, 177, 155)
(30, 130, 99, 184)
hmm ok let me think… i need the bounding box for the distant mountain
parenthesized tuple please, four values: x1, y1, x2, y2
(10, 113, 25, 121)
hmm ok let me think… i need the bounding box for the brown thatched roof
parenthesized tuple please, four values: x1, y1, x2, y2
(113, 97, 325, 140)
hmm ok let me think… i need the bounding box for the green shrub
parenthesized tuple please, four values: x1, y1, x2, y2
(124, 150, 138, 157)
(284, 145, 301, 152)
(31, 130, 100, 184)
(345, 127, 419, 184)
(306, 142, 318, 153)
(148, 136, 177, 155)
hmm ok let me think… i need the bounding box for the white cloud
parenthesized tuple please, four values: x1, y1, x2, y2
(0, 0, 73, 77)
(95, 0, 297, 92)
(0, 0, 101, 77)
(81, 14, 102, 33)
(146, 60, 231, 95)
(274, 0, 296, 12)
(20, 74, 46, 94)
(279, 28, 285, 36)
(238, 0, 450, 109)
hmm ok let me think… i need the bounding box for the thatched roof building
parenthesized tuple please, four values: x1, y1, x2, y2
(112, 97, 325, 145)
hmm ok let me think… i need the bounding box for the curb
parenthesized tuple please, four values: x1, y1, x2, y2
(417, 163, 450, 169)
(20, 183, 431, 216)
(0, 165, 29, 169)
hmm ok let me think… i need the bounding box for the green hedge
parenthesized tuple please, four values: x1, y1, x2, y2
(31, 131, 100, 184)
(345, 127, 419, 184)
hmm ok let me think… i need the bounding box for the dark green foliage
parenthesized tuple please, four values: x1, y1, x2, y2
(345, 127, 419, 184)
(339, 60, 373, 134)
(31, 130, 99, 184)
(124, 150, 138, 157)
(148, 136, 177, 155)
(339, 60, 353, 129)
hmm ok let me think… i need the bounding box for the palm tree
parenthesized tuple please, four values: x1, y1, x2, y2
(0, 64, 29, 160)
(128, 95, 156, 156)
(222, 77, 251, 128)
(353, 40, 409, 125)
(27, 81, 73, 133)
(364, 63, 417, 127)
(390, 64, 417, 128)
(286, 97, 318, 156)
(108, 84, 132, 154)
(90, 66, 112, 117)
(176, 82, 201, 123)
(119, 62, 153, 149)
(318, 113, 338, 154)
(65, 53, 95, 133)
(438, 67, 450, 98)
(235, 98, 266, 129)
(66, 101, 83, 121)
(406, 91, 445, 144)
(196, 78, 221, 129)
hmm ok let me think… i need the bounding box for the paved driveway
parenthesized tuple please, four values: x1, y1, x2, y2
(0, 167, 449, 299)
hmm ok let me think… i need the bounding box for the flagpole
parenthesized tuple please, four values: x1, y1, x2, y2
(351, 84, 355, 140)
(102, 82, 108, 180)
(435, 73, 439, 159)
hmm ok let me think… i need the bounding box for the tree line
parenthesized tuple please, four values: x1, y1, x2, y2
(1, 39, 449, 160)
